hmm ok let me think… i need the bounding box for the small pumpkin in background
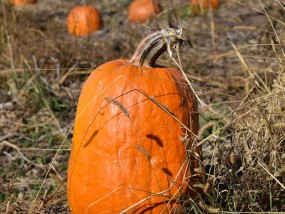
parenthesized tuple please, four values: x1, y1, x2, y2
(67, 5, 101, 37)
(128, 0, 160, 23)
(190, 0, 219, 15)
(11, 0, 37, 6)
(67, 27, 203, 213)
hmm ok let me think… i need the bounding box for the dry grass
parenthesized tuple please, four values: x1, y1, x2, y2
(198, 56, 285, 212)
(0, 0, 285, 213)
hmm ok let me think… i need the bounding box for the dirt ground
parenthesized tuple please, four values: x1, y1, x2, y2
(0, 0, 284, 213)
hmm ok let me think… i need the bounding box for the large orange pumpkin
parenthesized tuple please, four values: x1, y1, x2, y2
(67, 27, 202, 213)
(190, 0, 219, 15)
(11, 0, 36, 6)
(67, 5, 101, 37)
(128, 0, 160, 23)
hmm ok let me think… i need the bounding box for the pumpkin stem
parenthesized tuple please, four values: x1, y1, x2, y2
(130, 27, 184, 68)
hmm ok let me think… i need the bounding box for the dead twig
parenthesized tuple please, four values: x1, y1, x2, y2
(258, 162, 285, 190)
(0, 140, 43, 169)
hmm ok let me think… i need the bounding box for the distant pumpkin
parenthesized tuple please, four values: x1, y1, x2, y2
(190, 0, 219, 15)
(12, 0, 37, 5)
(67, 5, 101, 37)
(128, 0, 160, 23)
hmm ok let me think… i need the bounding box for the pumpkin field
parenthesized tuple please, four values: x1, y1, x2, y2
(0, 0, 285, 213)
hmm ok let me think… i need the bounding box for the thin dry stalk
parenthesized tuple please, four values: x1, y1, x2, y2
(1, 140, 43, 168)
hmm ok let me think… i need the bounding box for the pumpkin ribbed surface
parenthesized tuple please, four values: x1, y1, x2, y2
(67, 28, 202, 213)
(67, 5, 101, 36)
(67, 60, 199, 213)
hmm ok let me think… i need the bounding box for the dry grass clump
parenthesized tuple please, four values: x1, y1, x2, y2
(199, 48, 285, 212)
(229, 61, 285, 211)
